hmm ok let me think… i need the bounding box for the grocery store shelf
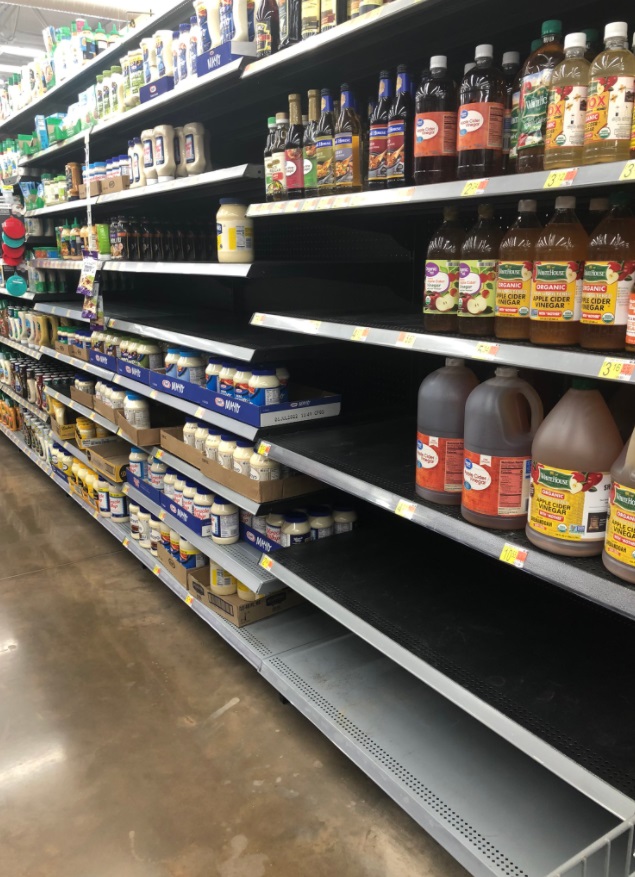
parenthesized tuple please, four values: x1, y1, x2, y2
(0, 381, 49, 421)
(26, 259, 80, 269)
(0, 336, 43, 358)
(40, 345, 115, 380)
(103, 260, 254, 277)
(262, 418, 635, 623)
(251, 311, 635, 384)
(262, 521, 635, 817)
(124, 481, 278, 594)
(33, 302, 85, 321)
(45, 385, 118, 436)
(247, 161, 634, 218)
(0, 286, 72, 302)
(55, 436, 91, 468)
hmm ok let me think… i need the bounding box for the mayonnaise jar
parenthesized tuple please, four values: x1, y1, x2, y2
(250, 453, 281, 481)
(211, 496, 239, 544)
(248, 368, 281, 406)
(281, 512, 311, 547)
(233, 440, 254, 475)
(217, 434, 237, 469)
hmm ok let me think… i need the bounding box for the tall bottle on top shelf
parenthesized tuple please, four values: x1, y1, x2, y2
(413, 56, 457, 186)
(303, 89, 320, 197)
(285, 93, 305, 199)
(367, 70, 393, 189)
(335, 83, 362, 192)
(423, 206, 465, 334)
(416, 358, 479, 506)
(584, 28, 600, 62)
(462, 367, 543, 530)
(530, 195, 588, 347)
(279, 0, 301, 47)
(516, 19, 564, 173)
(604, 426, 635, 583)
(581, 191, 635, 351)
(584, 22, 635, 165)
(256, 0, 279, 58)
(456, 45, 506, 179)
(315, 88, 336, 194)
(527, 379, 622, 557)
(301, 0, 319, 40)
(501, 51, 520, 173)
(544, 32, 590, 170)
(495, 199, 542, 341)
(458, 203, 502, 337)
(321, 0, 345, 32)
(385, 64, 414, 187)
(263, 116, 277, 201)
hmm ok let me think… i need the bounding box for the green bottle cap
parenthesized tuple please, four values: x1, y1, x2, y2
(267, 116, 275, 125)
(531, 38, 542, 52)
(95, 22, 105, 34)
(542, 19, 562, 36)
(583, 28, 599, 43)
(572, 377, 597, 390)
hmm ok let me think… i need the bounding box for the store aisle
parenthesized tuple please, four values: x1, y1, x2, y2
(0, 438, 467, 877)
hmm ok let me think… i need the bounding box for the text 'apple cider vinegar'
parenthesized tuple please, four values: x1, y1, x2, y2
(495, 199, 542, 340)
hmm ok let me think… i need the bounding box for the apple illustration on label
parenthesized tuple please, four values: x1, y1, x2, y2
(521, 261, 532, 282)
(565, 263, 578, 283)
(435, 292, 456, 312)
(467, 295, 488, 314)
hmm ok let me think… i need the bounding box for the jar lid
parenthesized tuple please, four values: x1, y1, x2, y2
(220, 434, 235, 441)
(125, 392, 140, 400)
(284, 512, 308, 523)
(236, 439, 253, 447)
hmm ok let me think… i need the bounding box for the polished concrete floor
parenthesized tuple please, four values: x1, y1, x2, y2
(0, 437, 469, 877)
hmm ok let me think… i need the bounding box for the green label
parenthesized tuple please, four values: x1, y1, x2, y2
(424, 259, 459, 315)
(303, 144, 318, 190)
(508, 91, 520, 159)
(458, 260, 497, 317)
(535, 466, 575, 491)
(535, 262, 569, 282)
(315, 136, 334, 189)
(613, 484, 635, 512)
(518, 69, 552, 150)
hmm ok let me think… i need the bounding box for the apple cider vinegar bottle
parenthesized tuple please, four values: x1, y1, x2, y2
(458, 203, 502, 337)
(495, 199, 542, 340)
(423, 206, 465, 334)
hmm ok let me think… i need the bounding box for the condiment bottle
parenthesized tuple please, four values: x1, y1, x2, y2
(495, 199, 542, 340)
(284, 93, 304, 198)
(367, 70, 393, 189)
(423, 206, 464, 334)
(456, 44, 506, 180)
(527, 378, 623, 557)
(385, 64, 413, 187)
(315, 88, 336, 195)
(153, 124, 176, 182)
(458, 204, 502, 336)
(270, 112, 289, 200)
(516, 19, 564, 173)
(501, 51, 520, 172)
(256, 0, 279, 58)
(414, 55, 457, 186)
(585, 22, 635, 165)
(302, 89, 319, 197)
(530, 196, 588, 347)
(603, 425, 635, 583)
(544, 32, 590, 170)
(141, 128, 157, 185)
(581, 192, 635, 351)
(583, 197, 609, 234)
(301, 0, 319, 40)
(334, 83, 362, 193)
(264, 116, 277, 201)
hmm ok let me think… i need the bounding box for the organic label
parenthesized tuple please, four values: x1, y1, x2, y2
(585, 76, 635, 144)
(581, 260, 635, 326)
(495, 261, 532, 318)
(605, 481, 635, 567)
(385, 121, 406, 181)
(368, 123, 388, 182)
(457, 102, 504, 151)
(530, 261, 583, 322)
(424, 259, 459, 315)
(518, 69, 554, 151)
(463, 450, 531, 517)
(414, 112, 457, 157)
(545, 85, 587, 150)
(416, 432, 464, 494)
(528, 463, 611, 542)
(458, 260, 497, 317)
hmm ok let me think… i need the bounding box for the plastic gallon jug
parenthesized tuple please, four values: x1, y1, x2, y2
(416, 358, 479, 505)
(527, 378, 623, 556)
(603, 426, 635, 582)
(462, 367, 543, 529)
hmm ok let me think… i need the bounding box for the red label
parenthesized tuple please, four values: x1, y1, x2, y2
(463, 449, 531, 517)
(416, 432, 464, 493)
(457, 102, 504, 152)
(285, 149, 304, 190)
(414, 111, 457, 157)
(368, 123, 387, 182)
(385, 121, 406, 181)
(627, 294, 635, 346)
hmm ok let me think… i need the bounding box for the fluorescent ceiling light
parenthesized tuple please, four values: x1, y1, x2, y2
(0, 45, 43, 58)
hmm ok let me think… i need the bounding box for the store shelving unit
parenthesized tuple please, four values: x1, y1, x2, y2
(0, 287, 71, 302)
(0, 381, 49, 421)
(0, 336, 43, 359)
(46, 385, 116, 434)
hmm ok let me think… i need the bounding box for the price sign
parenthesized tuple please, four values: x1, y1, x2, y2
(152, 564, 161, 575)
(351, 326, 369, 342)
(88, 411, 96, 420)
(474, 342, 500, 359)
(159, 510, 167, 521)
(150, 390, 158, 400)
(123, 537, 129, 547)
(194, 406, 205, 418)
(286, 199, 303, 213)
(184, 594, 194, 605)
(155, 449, 164, 459)
(301, 198, 318, 212)
(598, 358, 635, 381)
(394, 186, 416, 201)
(251, 312, 265, 325)
(461, 178, 489, 197)
(113, 374, 121, 384)
(396, 332, 416, 348)
(122, 484, 129, 494)
(543, 167, 578, 188)
(499, 542, 528, 569)
(620, 160, 635, 181)
(305, 320, 322, 334)
(258, 441, 271, 456)
(116, 428, 124, 436)
(395, 499, 416, 519)
(260, 554, 274, 570)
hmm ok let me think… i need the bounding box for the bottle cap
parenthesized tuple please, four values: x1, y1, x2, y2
(430, 55, 447, 69)
(541, 19, 562, 36)
(445, 358, 464, 367)
(443, 205, 459, 220)
(284, 512, 308, 523)
(530, 38, 542, 52)
(252, 367, 276, 375)
(474, 44, 493, 59)
(518, 199, 537, 212)
(564, 32, 587, 50)
(236, 439, 253, 447)
(463, 62, 476, 74)
(214, 495, 228, 504)
(275, 113, 288, 124)
(495, 367, 518, 378)
(555, 195, 576, 209)
(583, 28, 599, 44)
(572, 377, 596, 390)
(590, 196, 610, 210)
(220, 434, 234, 441)
(604, 22, 628, 41)
(502, 51, 520, 65)
(477, 203, 494, 218)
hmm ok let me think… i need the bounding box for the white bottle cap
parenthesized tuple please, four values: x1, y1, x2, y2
(555, 195, 576, 209)
(502, 51, 520, 66)
(518, 199, 537, 212)
(430, 55, 447, 69)
(445, 358, 464, 367)
(475, 44, 494, 59)
(495, 367, 518, 378)
(564, 32, 587, 50)
(604, 22, 628, 42)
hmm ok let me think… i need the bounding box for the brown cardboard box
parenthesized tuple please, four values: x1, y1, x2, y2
(203, 584, 303, 628)
(115, 408, 162, 448)
(68, 343, 90, 362)
(186, 565, 210, 600)
(51, 416, 77, 441)
(93, 397, 118, 423)
(100, 175, 130, 194)
(160, 426, 205, 469)
(70, 386, 94, 409)
(85, 439, 130, 481)
(157, 543, 190, 589)
(74, 425, 119, 451)
(78, 181, 101, 198)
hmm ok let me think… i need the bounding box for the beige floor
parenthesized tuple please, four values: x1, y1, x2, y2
(0, 436, 469, 877)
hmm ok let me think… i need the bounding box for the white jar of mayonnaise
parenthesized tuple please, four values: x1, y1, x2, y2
(204, 429, 222, 460)
(333, 504, 358, 534)
(153, 124, 176, 182)
(211, 496, 239, 544)
(210, 562, 237, 596)
(280, 512, 311, 548)
(138, 511, 152, 548)
(183, 122, 208, 175)
(183, 418, 198, 446)
(141, 128, 158, 185)
(248, 368, 280, 406)
(163, 471, 176, 498)
(309, 506, 334, 540)
(194, 424, 209, 452)
(233, 440, 254, 475)
(249, 453, 281, 481)
(182, 482, 196, 513)
(216, 199, 253, 264)
(217, 434, 237, 469)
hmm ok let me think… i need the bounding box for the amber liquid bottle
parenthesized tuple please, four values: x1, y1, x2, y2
(256, 0, 280, 58)
(423, 206, 465, 333)
(385, 64, 414, 187)
(285, 93, 305, 199)
(367, 70, 393, 189)
(501, 51, 520, 173)
(495, 199, 542, 340)
(334, 83, 362, 192)
(530, 195, 588, 346)
(303, 89, 319, 197)
(414, 55, 457, 186)
(458, 203, 502, 336)
(456, 44, 506, 180)
(315, 88, 336, 195)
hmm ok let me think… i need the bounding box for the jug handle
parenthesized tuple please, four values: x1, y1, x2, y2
(624, 428, 635, 472)
(519, 385, 544, 435)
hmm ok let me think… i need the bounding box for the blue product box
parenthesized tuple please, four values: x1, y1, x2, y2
(117, 359, 153, 385)
(126, 473, 163, 506)
(90, 350, 118, 371)
(160, 493, 212, 538)
(149, 370, 200, 402)
(239, 522, 281, 554)
(196, 40, 257, 78)
(140, 76, 174, 104)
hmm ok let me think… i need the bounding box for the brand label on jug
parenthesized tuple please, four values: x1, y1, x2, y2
(457, 102, 504, 151)
(463, 450, 531, 517)
(495, 261, 532, 318)
(530, 261, 583, 321)
(581, 260, 635, 325)
(424, 260, 459, 314)
(416, 432, 464, 493)
(528, 463, 611, 541)
(518, 69, 553, 150)
(605, 481, 635, 567)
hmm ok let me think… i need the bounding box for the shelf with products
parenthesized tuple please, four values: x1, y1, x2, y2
(0, 380, 49, 422)
(250, 311, 635, 384)
(40, 345, 115, 380)
(0, 336, 43, 359)
(258, 418, 635, 623)
(0, 287, 71, 302)
(45, 385, 118, 435)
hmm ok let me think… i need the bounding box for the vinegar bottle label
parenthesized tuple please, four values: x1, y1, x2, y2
(315, 137, 334, 189)
(495, 261, 532, 318)
(334, 133, 361, 188)
(528, 463, 611, 541)
(605, 481, 635, 567)
(423, 259, 459, 314)
(385, 121, 406, 181)
(463, 451, 531, 517)
(368, 122, 388, 182)
(414, 112, 457, 157)
(457, 102, 504, 152)
(545, 85, 587, 150)
(416, 432, 464, 493)
(517, 69, 553, 151)
(585, 76, 635, 144)
(581, 261, 635, 326)
(458, 260, 497, 317)
(530, 261, 583, 322)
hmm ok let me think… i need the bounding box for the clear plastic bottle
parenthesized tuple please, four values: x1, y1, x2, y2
(416, 358, 479, 505)
(603, 426, 635, 582)
(527, 378, 623, 556)
(458, 204, 502, 336)
(423, 207, 465, 333)
(495, 199, 542, 340)
(462, 367, 544, 529)
(544, 32, 590, 169)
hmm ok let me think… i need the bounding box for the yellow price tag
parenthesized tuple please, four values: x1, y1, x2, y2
(113, 374, 121, 384)
(317, 196, 334, 211)
(301, 198, 317, 212)
(461, 178, 489, 197)
(305, 320, 322, 334)
(351, 326, 369, 342)
(152, 564, 161, 575)
(150, 390, 158, 399)
(620, 160, 635, 181)
(395, 499, 416, 519)
(251, 312, 265, 325)
(396, 332, 416, 348)
(122, 484, 129, 494)
(123, 537, 129, 547)
(598, 358, 635, 381)
(474, 342, 500, 359)
(155, 449, 163, 459)
(395, 186, 416, 201)
(260, 554, 274, 570)
(184, 594, 194, 605)
(258, 441, 271, 456)
(88, 411, 96, 420)
(159, 510, 167, 521)
(499, 542, 528, 569)
(194, 406, 205, 418)
(117, 428, 124, 436)
(543, 167, 578, 189)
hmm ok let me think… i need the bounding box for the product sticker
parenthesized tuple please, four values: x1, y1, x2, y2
(530, 261, 583, 321)
(285, 148, 304, 191)
(415, 112, 457, 157)
(581, 261, 635, 325)
(495, 260, 532, 318)
(321, 0, 337, 29)
(269, 152, 286, 194)
(212, 511, 239, 539)
(499, 542, 528, 568)
(315, 137, 335, 189)
(303, 144, 318, 190)
(301, 0, 319, 38)
(334, 133, 361, 188)
(463, 451, 531, 517)
(311, 524, 334, 540)
(155, 135, 165, 166)
(598, 357, 635, 380)
(250, 386, 281, 406)
(528, 463, 611, 541)
(508, 90, 521, 160)
(605, 481, 635, 567)
(423, 259, 459, 315)
(458, 260, 497, 317)
(461, 178, 489, 197)
(585, 76, 635, 144)
(260, 553, 274, 569)
(457, 102, 504, 151)
(518, 69, 554, 151)
(219, 0, 236, 42)
(416, 432, 464, 494)
(142, 137, 153, 168)
(281, 531, 311, 547)
(385, 121, 406, 181)
(545, 85, 587, 150)
(368, 122, 388, 182)
(184, 133, 195, 163)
